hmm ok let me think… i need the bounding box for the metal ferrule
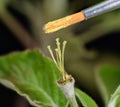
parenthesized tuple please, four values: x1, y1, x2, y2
(83, 0, 120, 19)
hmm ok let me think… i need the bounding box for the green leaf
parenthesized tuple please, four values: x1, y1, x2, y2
(0, 50, 67, 107)
(96, 66, 120, 103)
(75, 88, 98, 107)
(108, 85, 120, 107)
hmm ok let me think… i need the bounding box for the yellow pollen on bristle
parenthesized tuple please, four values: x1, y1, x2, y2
(44, 11, 85, 33)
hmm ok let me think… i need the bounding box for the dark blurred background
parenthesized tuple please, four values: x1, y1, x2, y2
(0, 5, 30, 106)
(0, 0, 120, 107)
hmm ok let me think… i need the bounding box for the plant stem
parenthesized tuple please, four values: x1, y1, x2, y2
(57, 77, 78, 107)
(68, 95, 78, 107)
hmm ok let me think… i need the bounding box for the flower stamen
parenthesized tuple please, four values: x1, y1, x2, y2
(47, 45, 57, 66)
(47, 38, 70, 81)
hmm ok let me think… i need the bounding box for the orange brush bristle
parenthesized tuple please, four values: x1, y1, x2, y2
(44, 11, 85, 33)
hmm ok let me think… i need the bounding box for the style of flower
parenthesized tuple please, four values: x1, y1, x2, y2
(47, 38, 71, 82)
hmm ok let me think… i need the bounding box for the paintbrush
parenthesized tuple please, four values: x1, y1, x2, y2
(44, 0, 120, 33)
